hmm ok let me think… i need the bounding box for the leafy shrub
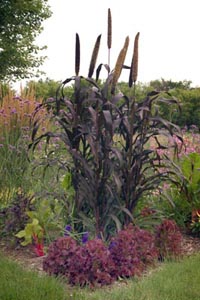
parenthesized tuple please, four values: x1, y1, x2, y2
(179, 152, 200, 209)
(69, 239, 114, 286)
(109, 224, 158, 278)
(43, 236, 114, 286)
(155, 219, 183, 260)
(160, 151, 200, 230)
(43, 236, 78, 276)
(44, 223, 184, 286)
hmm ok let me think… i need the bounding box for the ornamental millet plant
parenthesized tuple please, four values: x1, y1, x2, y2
(30, 9, 183, 239)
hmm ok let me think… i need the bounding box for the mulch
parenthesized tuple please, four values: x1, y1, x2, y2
(0, 233, 200, 275)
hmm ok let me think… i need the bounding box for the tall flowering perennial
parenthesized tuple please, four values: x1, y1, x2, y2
(0, 87, 51, 202)
(0, 83, 53, 148)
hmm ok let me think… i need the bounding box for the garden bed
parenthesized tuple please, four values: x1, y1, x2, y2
(1, 233, 200, 276)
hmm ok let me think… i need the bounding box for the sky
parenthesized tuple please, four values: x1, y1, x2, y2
(22, 0, 200, 88)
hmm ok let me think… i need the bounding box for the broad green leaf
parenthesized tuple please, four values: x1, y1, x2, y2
(32, 218, 39, 226)
(61, 172, 72, 190)
(15, 230, 26, 238)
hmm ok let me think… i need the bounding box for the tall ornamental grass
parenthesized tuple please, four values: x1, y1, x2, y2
(0, 85, 48, 204)
(30, 9, 183, 238)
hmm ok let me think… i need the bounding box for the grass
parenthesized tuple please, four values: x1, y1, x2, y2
(77, 254, 200, 300)
(0, 255, 67, 300)
(1, 253, 200, 300)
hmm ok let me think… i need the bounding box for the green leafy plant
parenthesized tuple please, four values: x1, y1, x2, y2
(15, 217, 45, 256)
(15, 217, 44, 246)
(163, 152, 200, 229)
(190, 210, 200, 236)
(15, 198, 65, 250)
(180, 152, 200, 209)
(30, 9, 182, 239)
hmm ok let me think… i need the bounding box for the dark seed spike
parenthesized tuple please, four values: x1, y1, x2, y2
(75, 33, 80, 76)
(88, 34, 102, 78)
(129, 32, 140, 87)
(107, 8, 112, 49)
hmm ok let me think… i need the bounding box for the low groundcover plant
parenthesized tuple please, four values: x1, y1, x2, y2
(43, 221, 183, 287)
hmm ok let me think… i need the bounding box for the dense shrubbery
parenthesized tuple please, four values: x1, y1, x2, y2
(43, 236, 114, 286)
(43, 221, 183, 286)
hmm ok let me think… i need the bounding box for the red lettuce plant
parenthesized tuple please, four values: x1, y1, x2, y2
(109, 224, 158, 278)
(155, 219, 183, 260)
(44, 222, 185, 286)
(43, 236, 114, 286)
(68, 238, 114, 286)
(43, 236, 78, 276)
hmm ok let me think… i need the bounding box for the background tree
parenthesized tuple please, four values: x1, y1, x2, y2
(171, 88, 200, 128)
(0, 0, 52, 82)
(149, 78, 192, 91)
(23, 78, 74, 101)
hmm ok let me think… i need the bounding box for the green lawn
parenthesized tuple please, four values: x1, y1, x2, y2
(1, 253, 200, 300)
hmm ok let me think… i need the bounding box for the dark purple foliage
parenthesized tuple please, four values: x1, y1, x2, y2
(43, 236, 114, 286)
(109, 224, 158, 278)
(43, 224, 161, 286)
(43, 236, 78, 276)
(155, 219, 183, 260)
(69, 238, 114, 286)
